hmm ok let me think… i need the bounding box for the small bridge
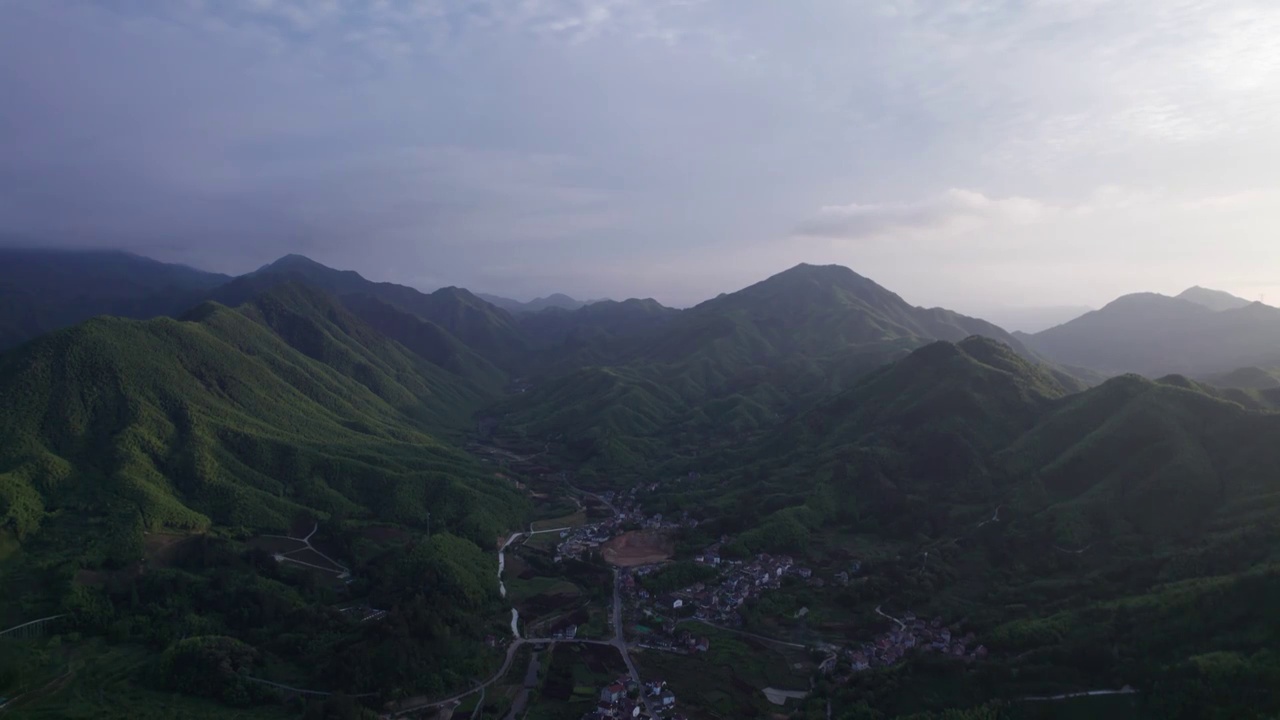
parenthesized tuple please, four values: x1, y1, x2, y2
(0, 615, 66, 641)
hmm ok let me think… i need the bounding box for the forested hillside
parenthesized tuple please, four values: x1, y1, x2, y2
(642, 339, 1280, 717)
(0, 283, 525, 705)
(496, 264, 1071, 470)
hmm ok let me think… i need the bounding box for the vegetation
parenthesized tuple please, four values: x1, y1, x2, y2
(6, 253, 1280, 717)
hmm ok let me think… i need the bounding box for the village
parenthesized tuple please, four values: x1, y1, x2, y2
(624, 546, 808, 631)
(541, 476, 987, 718)
(578, 677, 688, 720)
(827, 611, 989, 680)
(553, 484, 695, 564)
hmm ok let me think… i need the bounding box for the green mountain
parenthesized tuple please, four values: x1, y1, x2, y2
(498, 264, 1065, 469)
(211, 255, 530, 372)
(655, 337, 1280, 717)
(0, 282, 527, 702)
(519, 297, 680, 362)
(8, 252, 1280, 717)
(1025, 291, 1280, 376)
(0, 281, 518, 552)
(0, 247, 230, 352)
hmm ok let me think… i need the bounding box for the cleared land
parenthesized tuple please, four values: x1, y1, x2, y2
(600, 531, 674, 567)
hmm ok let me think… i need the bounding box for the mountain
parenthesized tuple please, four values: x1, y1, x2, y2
(477, 292, 593, 314)
(518, 298, 680, 361)
(1201, 365, 1280, 390)
(1024, 291, 1280, 376)
(664, 339, 1280, 716)
(497, 264, 1073, 468)
(672, 263, 1036, 359)
(1178, 285, 1254, 312)
(210, 254, 529, 373)
(0, 281, 517, 547)
(0, 247, 230, 351)
(0, 282, 525, 699)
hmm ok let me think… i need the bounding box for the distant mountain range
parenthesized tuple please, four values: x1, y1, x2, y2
(476, 292, 602, 314)
(1021, 288, 1280, 377)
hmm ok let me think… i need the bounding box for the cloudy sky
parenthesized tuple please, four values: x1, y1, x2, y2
(3, 0, 1279, 315)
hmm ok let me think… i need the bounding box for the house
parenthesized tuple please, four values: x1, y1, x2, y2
(645, 680, 666, 696)
(565, 624, 579, 639)
(695, 637, 710, 652)
(658, 690, 677, 707)
(601, 683, 626, 703)
(851, 652, 870, 671)
(796, 567, 813, 579)
(820, 655, 838, 674)
(834, 571, 850, 585)
(672, 598, 684, 609)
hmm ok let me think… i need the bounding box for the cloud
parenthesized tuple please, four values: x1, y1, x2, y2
(3, 0, 1280, 308)
(796, 189, 1057, 240)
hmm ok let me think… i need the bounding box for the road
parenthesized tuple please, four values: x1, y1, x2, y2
(392, 512, 634, 717)
(263, 522, 350, 578)
(875, 605, 906, 631)
(609, 569, 656, 716)
(1020, 686, 1137, 701)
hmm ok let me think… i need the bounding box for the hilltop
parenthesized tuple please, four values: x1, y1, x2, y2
(1177, 285, 1254, 312)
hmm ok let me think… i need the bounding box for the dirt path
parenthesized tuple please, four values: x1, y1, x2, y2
(875, 605, 906, 631)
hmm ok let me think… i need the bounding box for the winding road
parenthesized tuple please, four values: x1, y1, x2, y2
(875, 605, 907, 631)
(392, 505, 642, 717)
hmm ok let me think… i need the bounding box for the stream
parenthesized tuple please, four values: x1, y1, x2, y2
(499, 532, 523, 635)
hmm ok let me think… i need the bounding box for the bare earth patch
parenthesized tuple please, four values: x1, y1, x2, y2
(143, 533, 197, 568)
(600, 531, 675, 567)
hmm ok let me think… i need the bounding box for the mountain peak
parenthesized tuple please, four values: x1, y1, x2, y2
(261, 253, 325, 270)
(1177, 285, 1254, 312)
(776, 262, 868, 282)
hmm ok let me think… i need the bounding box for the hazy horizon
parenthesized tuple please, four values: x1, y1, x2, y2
(3, 1, 1279, 310)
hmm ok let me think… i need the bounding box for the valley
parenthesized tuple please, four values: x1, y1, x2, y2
(0, 253, 1278, 719)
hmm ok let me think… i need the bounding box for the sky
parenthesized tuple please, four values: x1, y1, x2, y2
(2, 0, 1280, 314)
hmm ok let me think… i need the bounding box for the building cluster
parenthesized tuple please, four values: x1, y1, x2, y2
(555, 486, 695, 563)
(831, 613, 987, 678)
(582, 678, 686, 720)
(554, 520, 620, 562)
(621, 547, 813, 632)
(634, 624, 710, 655)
